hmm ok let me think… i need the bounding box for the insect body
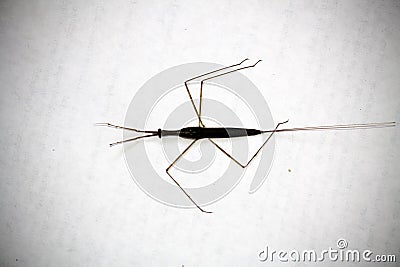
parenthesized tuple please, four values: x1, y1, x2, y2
(160, 127, 263, 139)
(97, 59, 395, 213)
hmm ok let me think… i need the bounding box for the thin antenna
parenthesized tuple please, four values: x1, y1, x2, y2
(95, 123, 159, 147)
(109, 133, 158, 147)
(95, 123, 158, 134)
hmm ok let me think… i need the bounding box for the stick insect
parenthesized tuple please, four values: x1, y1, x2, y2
(97, 59, 396, 213)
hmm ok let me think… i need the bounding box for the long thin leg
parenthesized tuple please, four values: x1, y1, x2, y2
(209, 120, 288, 168)
(166, 140, 212, 213)
(198, 60, 262, 126)
(184, 58, 249, 127)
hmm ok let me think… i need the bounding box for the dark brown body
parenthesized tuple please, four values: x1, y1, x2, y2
(158, 127, 262, 140)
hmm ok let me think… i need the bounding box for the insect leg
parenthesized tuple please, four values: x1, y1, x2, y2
(184, 58, 249, 127)
(198, 60, 262, 127)
(208, 120, 288, 168)
(166, 140, 212, 213)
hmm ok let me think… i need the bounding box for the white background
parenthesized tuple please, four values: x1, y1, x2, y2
(1, 0, 399, 266)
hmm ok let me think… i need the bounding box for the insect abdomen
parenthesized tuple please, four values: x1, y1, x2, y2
(178, 127, 261, 139)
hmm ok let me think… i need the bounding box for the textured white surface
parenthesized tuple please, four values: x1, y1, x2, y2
(1, 0, 399, 266)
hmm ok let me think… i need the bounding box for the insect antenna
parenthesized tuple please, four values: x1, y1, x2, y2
(95, 123, 159, 147)
(95, 122, 158, 134)
(109, 133, 158, 147)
